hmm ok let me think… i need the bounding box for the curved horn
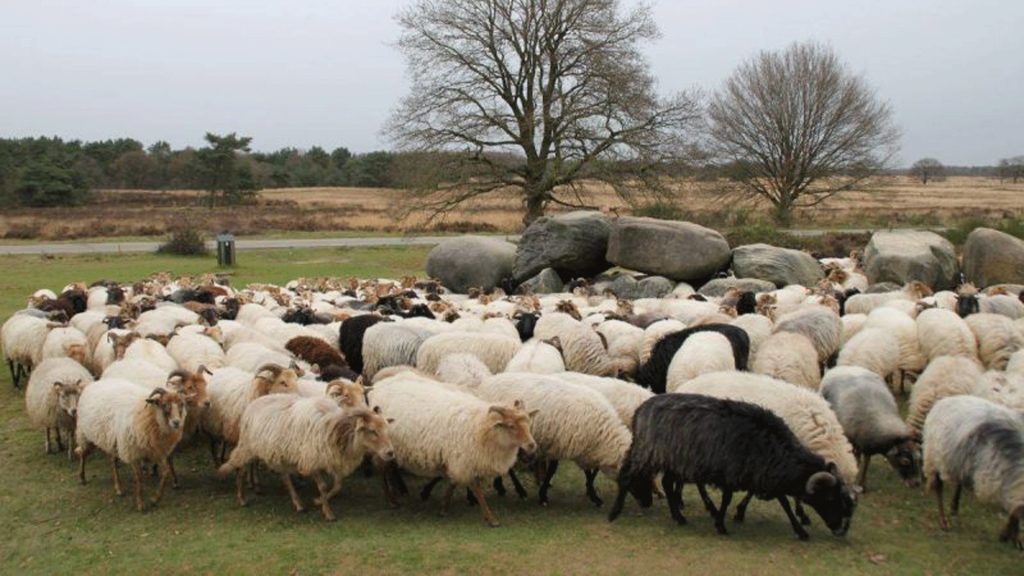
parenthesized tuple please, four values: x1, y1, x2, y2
(805, 471, 837, 495)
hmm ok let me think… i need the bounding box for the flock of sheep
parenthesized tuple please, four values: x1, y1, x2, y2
(3, 260, 1024, 549)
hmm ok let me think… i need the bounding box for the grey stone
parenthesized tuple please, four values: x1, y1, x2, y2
(732, 244, 824, 288)
(601, 274, 675, 299)
(605, 218, 731, 281)
(425, 236, 516, 293)
(698, 277, 777, 298)
(963, 228, 1024, 288)
(517, 267, 565, 294)
(513, 211, 612, 281)
(864, 230, 958, 290)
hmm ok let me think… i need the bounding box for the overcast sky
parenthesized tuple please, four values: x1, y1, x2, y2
(2, 0, 1021, 166)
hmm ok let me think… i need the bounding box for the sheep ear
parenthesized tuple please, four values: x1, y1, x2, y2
(199, 365, 213, 376)
(386, 418, 395, 424)
(513, 399, 525, 410)
(528, 409, 539, 419)
(373, 406, 382, 415)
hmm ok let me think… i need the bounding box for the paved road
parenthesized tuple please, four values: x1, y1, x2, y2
(0, 227, 946, 256)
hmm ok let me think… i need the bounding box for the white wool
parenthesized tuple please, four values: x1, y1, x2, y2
(41, 326, 91, 367)
(475, 372, 631, 473)
(837, 328, 901, 381)
(979, 294, 1024, 319)
(664, 331, 735, 393)
(435, 353, 493, 389)
(964, 313, 1024, 371)
(639, 319, 686, 364)
(226, 342, 292, 373)
(103, 359, 169, 389)
(554, 372, 653, 428)
(235, 302, 279, 325)
(840, 313, 868, 347)
(596, 320, 644, 362)
(202, 365, 299, 444)
(906, 356, 986, 437)
(1008, 350, 1024, 376)
(482, 317, 520, 340)
(25, 358, 93, 435)
(505, 339, 566, 374)
(864, 308, 927, 374)
(820, 366, 911, 452)
(916, 308, 978, 362)
(166, 332, 226, 373)
(752, 332, 820, 390)
(730, 313, 773, 358)
(75, 378, 185, 465)
(416, 331, 521, 375)
(533, 312, 582, 341)
(295, 377, 328, 397)
(361, 323, 433, 381)
(773, 305, 841, 364)
(677, 371, 859, 486)
(147, 304, 200, 325)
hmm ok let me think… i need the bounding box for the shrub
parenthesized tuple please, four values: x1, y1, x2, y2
(157, 216, 208, 255)
(632, 201, 685, 221)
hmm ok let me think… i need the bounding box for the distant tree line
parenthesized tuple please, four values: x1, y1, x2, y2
(0, 135, 394, 207)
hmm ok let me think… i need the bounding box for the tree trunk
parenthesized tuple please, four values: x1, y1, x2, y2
(772, 190, 795, 227)
(523, 193, 546, 226)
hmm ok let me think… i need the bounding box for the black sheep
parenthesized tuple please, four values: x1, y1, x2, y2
(608, 394, 856, 540)
(35, 289, 88, 320)
(636, 324, 750, 393)
(167, 288, 216, 305)
(736, 291, 757, 316)
(514, 312, 539, 342)
(339, 314, 391, 375)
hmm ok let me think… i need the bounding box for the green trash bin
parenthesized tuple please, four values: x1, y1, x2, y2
(217, 233, 236, 267)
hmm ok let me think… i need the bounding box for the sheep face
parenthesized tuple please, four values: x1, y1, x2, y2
(167, 369, 211, 409)
(108, 332, 140, 360)
(955, 294, 980, 318)
(326, 380, 367, 409)
(254, 365, 300, 396)
(54, 380, 84, 420)
(801, 466, 857, 537)
(66, 343, 88, 367)
(356, 407, 395, 461)
(883, 439, 922, 488)
(146, 388, 188, 432)
(485, 401, 537, 456)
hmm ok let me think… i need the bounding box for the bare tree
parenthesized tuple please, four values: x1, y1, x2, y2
(997, 156, 1024, 183)
(910, 158, 945, 185)
(706, 41, 900, 225)
(385, 0, 701, 225)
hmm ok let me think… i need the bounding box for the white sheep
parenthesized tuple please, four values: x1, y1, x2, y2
(553, 372, 654, 428)
(864, 307, 927, 381)
(91, 330, 139, 375)
(922, 395, 1024, 549)
(25, 357, 93, 456)
(202, 364, 301, 450)
(75, 380, 188, 511)
(504, 338, 566, 374)
(664, 331, 736, 393)
(41, 326, 91, 370)
(730, 313, 773, 359)
(166, 331, 227, 373)
(639, 319, 686, 365)
(916, 308, 978, 362)
(752, 331, 820, 390)
(369, 371, 537, 526)
(217, 395, 394, 521)
(963, 313, 1024, 371)
(1, 314, 54, 387)
(836, 328, 901, 383)
(226, 342, 293, 373)
(415, 331, 522, 375)
(124, 337, 179, 373)
(434, 353, 493, 389)
(905, 356, 986, 438)
(772, 305, 842, 365)
(1008, 350, 1024, 376)
(840, 313, 868, 347)
(361, 323, 432, 381)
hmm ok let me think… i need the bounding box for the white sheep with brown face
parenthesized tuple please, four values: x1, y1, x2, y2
(25, 357, 93, 457)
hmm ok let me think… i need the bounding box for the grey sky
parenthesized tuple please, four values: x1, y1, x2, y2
(2, 0, 1021, 166)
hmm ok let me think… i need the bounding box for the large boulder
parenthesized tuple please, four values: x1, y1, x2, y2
(605, 218, 731, 281)
(426, 236, 516, 293)
(864, 230, 958, 290)
(962, 228, 1024, 287)
(517, 267, 565, 294)
(512, 211, 612, 281)
(698, 277, 777, 298)
(731, 244, 823, 288)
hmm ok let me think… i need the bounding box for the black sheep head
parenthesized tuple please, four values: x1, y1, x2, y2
(801, 463, 856, 536)
(884, 439, 922, 488)
(955, 294, 980, 318)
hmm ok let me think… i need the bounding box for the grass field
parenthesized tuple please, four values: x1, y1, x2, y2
(1, 247, 1022, 574)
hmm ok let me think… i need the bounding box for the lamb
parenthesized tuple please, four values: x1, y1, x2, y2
(664, 331, 736, 393)
(751, 332, 820, 390)
(434, 353, 493, 389)
(963, 313, 1024, 371)
(504, 338, 566, 374)
(916, 308, 978, 362)
(202, 364, 301, 451)
(636, 324, 750, 394)
(474, 372, 632, 507)
(217, 396, 394, 521)
(415, 331, 521, 375)
(922, 395, 1024, 549)
(166, 331, 227, 374)
(123, 337, 179, 373)
(772, 305, 842, 365)
(836, 328, 901, 383)
(1, 314, 53, 388)
(40, 326, 91, 370)
(75, 380, 188, 511)
(608, 394, 857, 541)
(25, 358, 93, 456)
(369, 372, 537, 526)
(820, 366, 921, 490)
(905, 356, 986, 439)
(361, 323, 432, 382)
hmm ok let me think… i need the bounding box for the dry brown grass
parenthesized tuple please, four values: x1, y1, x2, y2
(1, 176, 1020, 241)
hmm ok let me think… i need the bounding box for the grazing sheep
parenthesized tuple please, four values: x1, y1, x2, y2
(505, 338, 566, 374)
(25, 358, 93, 456)
(923, 395, 1024, 549)
(1, 314, 53, 387)
(665, 331, 736, 393)
(92, 330, 140, 375)
(637, 324, 750, 394)
(75, 381, 188, 511)
(202, 364, 301, 450)
(218, 396, 394, 521)
(34, 289, 88, 320)
(608, 394, 856, 540)
(752, 332, 820, 390)
(416, 331, 522, 375)
(596, 319, 644, 378)
(773, 306, 842, 365)
(905, 356, 986, 439)
(836, 328, 901, 383)
(916, 308, 978, 362)
(370, 372, 537, 526)
(820, 366, 921, 490)
(963, 313, 1024, 371)
(474, 372, 632, 507)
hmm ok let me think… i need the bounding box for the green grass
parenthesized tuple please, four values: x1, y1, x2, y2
(2, 247, 1022, 574)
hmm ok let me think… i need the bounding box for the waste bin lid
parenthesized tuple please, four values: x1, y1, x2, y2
(217, 234, 235, 242)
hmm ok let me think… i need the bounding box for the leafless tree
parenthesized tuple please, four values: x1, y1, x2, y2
(910, 158, 945, 185)
(385, 0, 701, 225)
(706, 41, 900, 225)
(997, 156, 1024, 183)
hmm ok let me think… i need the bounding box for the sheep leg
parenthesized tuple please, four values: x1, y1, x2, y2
(697, 483, 718, 516)
(857, 453, 871, 492)
(734, 492, 755, 523)
(130, 461, 146, 512)
(440, 482, 456, 516)
(234, 470, 247, 507)
(714, 490, 733, 535)
(950, 483, 963, 518)
(317, 473, 343, 504)
(77, 443, 94, 484)
(282, 474, 306, 513)
(152, 458, 172, 505)
(470, 480, 500, 527)
(778, 496, 810, 541)
(167, 454, 180, 489)
(313, 473, 337, 521)
(54, 426, 65, 453)
(538, 459, 559, 507)
(508, 469, 528, 499)
(999, 513, 1022, 550)
(420, 477, 444, 501)
(652, 475, 666, 499)
(493, 476, 507, 497)
(6, 359, 16, 388)
(584, 469, 603, 507)
(929, 474, 949, 530)
(45, 428, 54, 455)
(662, 472, 686, 526)
(206, 434, 220, 466)
(794, 499, 812, 526)
(111, 455, 124, 496)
